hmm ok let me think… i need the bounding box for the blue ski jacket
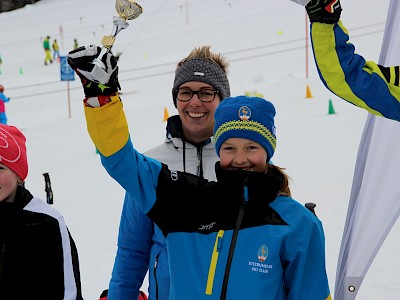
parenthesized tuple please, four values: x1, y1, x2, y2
(108, 115, 218, 300)
(310, 21, 400, 122)
(84, 95, 331, 300)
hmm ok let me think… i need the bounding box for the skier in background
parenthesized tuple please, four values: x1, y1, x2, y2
(0, 84, 10, 124)
(43, 36, 53, 65)
(73, 38, 79, 50)
(52, 38, 60, 62)
(0, 53, 3, 74)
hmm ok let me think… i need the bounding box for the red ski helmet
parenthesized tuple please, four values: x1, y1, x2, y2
(0, 85, 4, 92)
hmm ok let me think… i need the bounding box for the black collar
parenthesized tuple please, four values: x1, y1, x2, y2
(214, 162, 282, 204)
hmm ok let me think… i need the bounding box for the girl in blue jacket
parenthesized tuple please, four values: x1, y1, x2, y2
(69, 47, 331, 299)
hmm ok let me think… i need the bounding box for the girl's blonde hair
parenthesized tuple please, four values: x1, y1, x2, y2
(267, 164, 291, 197)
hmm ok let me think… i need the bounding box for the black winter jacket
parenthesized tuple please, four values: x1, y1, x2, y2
(0, 186, 83, 300)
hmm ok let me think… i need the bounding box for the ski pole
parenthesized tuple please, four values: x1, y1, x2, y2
(43, 172, 54, 205)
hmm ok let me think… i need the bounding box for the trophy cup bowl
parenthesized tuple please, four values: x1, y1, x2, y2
(101, 0, 143, 49)
(92, 0, 143, 83)
(116, 0, 143, 21)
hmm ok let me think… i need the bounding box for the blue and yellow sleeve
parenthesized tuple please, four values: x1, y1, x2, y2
(83, 93, 162, 214)
(84, 94, 129, 156)
(311, 21, 400, 122)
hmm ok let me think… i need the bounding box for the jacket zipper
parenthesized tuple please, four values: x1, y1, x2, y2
(206, 230, 225, 295)
(196, 146, 203, 177)
(154, 253, 160, 300)
(220, 183, 248, 300)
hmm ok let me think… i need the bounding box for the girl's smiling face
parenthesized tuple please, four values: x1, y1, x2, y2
(219, 138, 268, 172)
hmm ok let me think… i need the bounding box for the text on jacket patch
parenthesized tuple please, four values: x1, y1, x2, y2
(199, 222, 216, 230)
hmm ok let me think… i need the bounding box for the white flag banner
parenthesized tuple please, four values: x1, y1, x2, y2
(289, 0, 311, 6)
(334, 1, 400, 299)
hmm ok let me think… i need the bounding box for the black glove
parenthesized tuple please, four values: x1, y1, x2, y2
(68, 45, 120, 97)
(306, 0, 342, 24)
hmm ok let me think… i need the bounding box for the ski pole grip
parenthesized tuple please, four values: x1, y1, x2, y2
(43, 172, 54, 205)
(305, 202, 317, 216)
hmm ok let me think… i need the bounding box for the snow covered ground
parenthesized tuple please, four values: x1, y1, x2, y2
(0, 0, 398, 298)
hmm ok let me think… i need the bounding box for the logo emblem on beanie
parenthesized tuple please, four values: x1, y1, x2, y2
(238, 106, 251, 121)
(0, 128, 21, 163)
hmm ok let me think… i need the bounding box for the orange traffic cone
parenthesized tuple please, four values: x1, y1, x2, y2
(305, 85, 312, 98)
(163, 107, 169, 122)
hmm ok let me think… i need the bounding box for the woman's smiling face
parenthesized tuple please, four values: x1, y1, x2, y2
(176, 81, 220, 144)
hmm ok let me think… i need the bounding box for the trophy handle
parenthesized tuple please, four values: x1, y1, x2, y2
(111, 16, 130, 37)
(92, 17, 129, 72)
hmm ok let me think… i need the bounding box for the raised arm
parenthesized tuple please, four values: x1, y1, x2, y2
(306, 0, 400, 121)
(68, 46, 169, 300)
(67, 45, 162, 213)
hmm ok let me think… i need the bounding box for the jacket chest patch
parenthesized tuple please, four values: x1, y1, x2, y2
(248, 244, 273, 274)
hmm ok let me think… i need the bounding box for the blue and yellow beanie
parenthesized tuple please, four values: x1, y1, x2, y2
(213, 95, 277, 161)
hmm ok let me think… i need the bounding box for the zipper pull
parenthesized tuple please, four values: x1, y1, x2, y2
(217, 230, 224, 252)
(243, 184, 249, 202)
(154, 254, 159, 269)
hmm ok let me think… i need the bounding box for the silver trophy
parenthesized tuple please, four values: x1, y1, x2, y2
(93, 0, 143, 84)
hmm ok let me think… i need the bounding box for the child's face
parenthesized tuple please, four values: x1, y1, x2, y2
(219, 138, 268, 172)
(0, 163, 20, 203)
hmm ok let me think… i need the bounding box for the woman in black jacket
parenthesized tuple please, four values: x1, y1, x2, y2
(0, 124, 83, 300)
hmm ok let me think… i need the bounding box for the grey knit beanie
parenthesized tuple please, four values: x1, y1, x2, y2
(172, 58, 230, 107)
